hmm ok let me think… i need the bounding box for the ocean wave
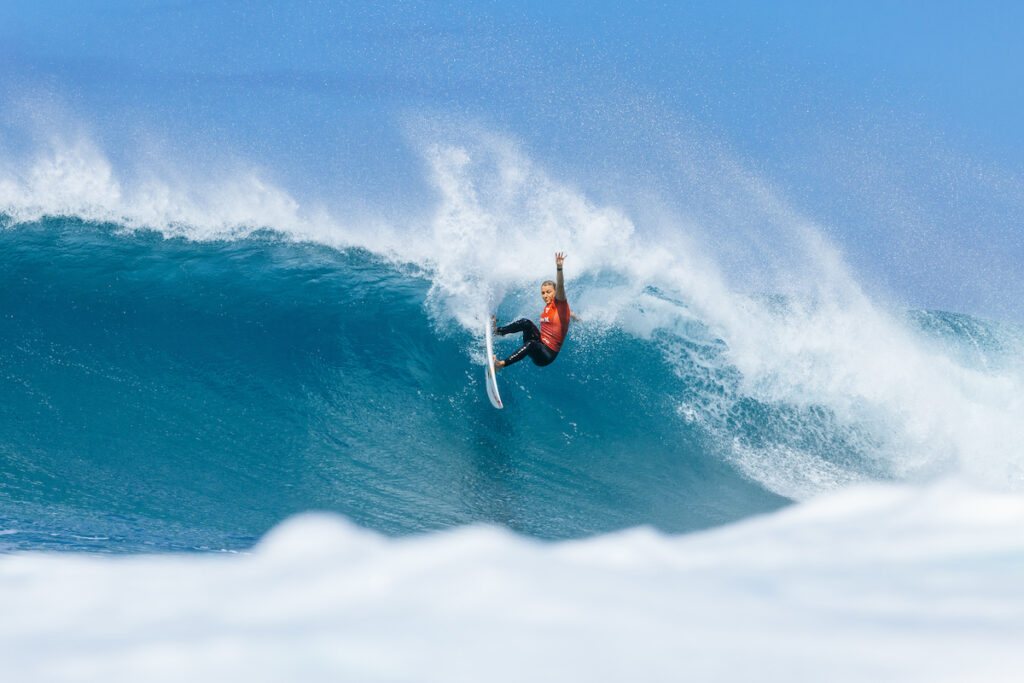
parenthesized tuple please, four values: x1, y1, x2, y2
(3, 215, 1024, 551)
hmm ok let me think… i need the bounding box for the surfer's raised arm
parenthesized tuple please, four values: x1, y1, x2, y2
(554, 252, 567, 302)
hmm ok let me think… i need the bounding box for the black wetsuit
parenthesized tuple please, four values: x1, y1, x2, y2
(496, 319, 558, 367)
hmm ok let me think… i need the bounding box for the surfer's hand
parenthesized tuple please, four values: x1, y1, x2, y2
(555, 252, 566, 267)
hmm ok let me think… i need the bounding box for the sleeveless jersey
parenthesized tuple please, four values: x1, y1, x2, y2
(539, 298, 570, 352)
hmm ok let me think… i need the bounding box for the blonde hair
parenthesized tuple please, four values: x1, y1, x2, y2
(541, 280, 556, 289)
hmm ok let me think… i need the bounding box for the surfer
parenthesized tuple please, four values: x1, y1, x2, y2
(493, 252, 571, 371)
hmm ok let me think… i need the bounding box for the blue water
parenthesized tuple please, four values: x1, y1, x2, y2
(0, 217, 794, 552)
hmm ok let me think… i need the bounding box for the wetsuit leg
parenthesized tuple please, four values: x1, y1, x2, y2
(496, 318, 540, 340)
(525, 341, 558, 367)
(497, 319, 559, 367)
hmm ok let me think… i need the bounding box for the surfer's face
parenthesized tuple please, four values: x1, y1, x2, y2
(541, 284, 556, 304)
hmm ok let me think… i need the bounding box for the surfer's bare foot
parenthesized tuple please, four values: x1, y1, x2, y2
(493, 355, 504, 371)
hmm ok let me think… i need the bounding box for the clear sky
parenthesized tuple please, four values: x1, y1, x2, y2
(3, 1, 1024, 319)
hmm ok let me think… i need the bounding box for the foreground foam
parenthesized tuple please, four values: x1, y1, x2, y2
(1, 482, 1022, 682)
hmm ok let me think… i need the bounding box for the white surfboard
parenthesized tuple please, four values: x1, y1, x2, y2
(484, 320, 503, 409)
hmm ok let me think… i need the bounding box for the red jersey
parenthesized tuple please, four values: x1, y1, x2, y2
(539, 298, 571, 352)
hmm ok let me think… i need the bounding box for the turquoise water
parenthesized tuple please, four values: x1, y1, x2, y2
(6, 216, 1022, 554)
(1, 217, 791, 552)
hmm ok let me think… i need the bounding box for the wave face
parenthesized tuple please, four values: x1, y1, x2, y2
(0, 217, 793, 551)
(6, 211, 1024, 553)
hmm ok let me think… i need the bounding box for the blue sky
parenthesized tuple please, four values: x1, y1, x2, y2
(3, 1, 1024, 319)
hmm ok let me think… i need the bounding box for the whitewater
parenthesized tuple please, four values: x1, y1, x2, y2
(3, 125, 1024, 680)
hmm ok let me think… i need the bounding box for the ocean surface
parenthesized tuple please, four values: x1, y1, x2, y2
(4, 2, 1024, 679)
(3, 209, 1024, 681)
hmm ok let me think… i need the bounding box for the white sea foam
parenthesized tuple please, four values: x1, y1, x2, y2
(0, 132, 334, 241)
(1, 482, 1022, 682)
